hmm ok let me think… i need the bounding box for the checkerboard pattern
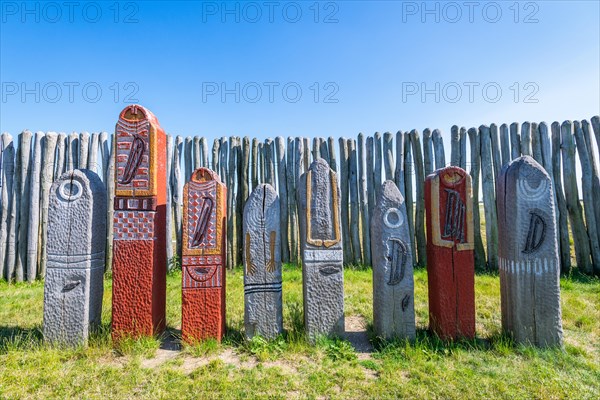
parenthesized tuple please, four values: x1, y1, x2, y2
(186, 183, 217, 249)
(114, 211, 155, 240)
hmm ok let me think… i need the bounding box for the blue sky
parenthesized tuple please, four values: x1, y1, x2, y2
(1, 0, 599, 142)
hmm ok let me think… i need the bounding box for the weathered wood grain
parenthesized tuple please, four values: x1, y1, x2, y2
(479, 125, 498, 270)
(510, 122, 520, 160)
(490, 123, 502, 181)
(374, 132, 383, 201)
(26, 132, 44, 282)
(348, 138, 362, 264)
(339, 137, 352, 263)
(383, 132, 395, 181)
(410, 130, 426, 266)
(16, 130, 33, 282)
(551, 122, 571, 273)
(366, 136, 375, 224)
(432, 129, 446, 169)
(423, 128, 434, 177)
(520, 122, 532, 156)
(500, 123, 511, 166)
(0, 134, 15, 280)
(173, 135, 183, 260)
(287, 137, 298, 263)
(459, 127, 467, 171)
(275, 137, 290, 263)
(450, 125, 460, 166)
(358, 133, 371, 266)
(403, 132, 415, 264)
(468, 127, 486, 268)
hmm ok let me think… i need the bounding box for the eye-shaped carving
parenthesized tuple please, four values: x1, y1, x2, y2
(120, 133, 145, 185)
(191, 197, 214, 247)
(58, 179, 83, 202)
(62, 280, 81, 292)
(319, 265, 341, 276)
(386, 238, 408, 286)
(187, 265, 217, 282)
(401, 294, 410, 312)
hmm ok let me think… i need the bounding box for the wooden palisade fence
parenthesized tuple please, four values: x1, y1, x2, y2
(1, 116, 599, 282)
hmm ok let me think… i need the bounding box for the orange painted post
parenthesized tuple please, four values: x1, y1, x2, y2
(425, 166, 475, 340)
(111, 105, 167, 340)
(181, 167, 227, 343)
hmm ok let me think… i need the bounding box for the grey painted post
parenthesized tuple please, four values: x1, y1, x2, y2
(561, 121, 592, 274)
(328, 137, 337, 173)
(510, 122, 521, 160)
(395, 131, 406, 196)
(432, 129, 446, 169)
(459, 127, 468, 171)
(0, 134, 15, 280)
(366, 136, 375, 224)
(297, 159, 344, 341)
(371, 180, 415, 340)
(88, 133, 100, 173)
(243, 184, 283, 339)
(43, 170, 106, 346)
(174, 135, 184, 260)
(531, 122, 543, 163)
(27, 132, 44, 281)
(520, 122, 532, 157)
(423, 128, 434, 177)
(104, 136, 115, 273)
(500, 124, 511, 166)
(450, 125, 460, 166)
(55, 133, 67, 180)
(410, 130, 426, 266)
(468, 128, 486, 268)
(287, 137, 298, 263)
(79, 132, 89, 169)
(185, 137, 193, 183)
(358, 133, 371, 266)
(275, 137, 290, 263)
(374, 132, 383, 201)
(67, 132, 79, 171)
(551, 122, 571, 273)
(490, 123, 502, 181)
(348, 138, 362, 264)
(383, 132, 395, 181)
(403, 132, 415, 264)
(166, 135, 174, 265)
(338, 137, 352, 264)
(574, 121, 600, 273)
(16, 130, 33, 282)
(251, 138, 259, 190)
(480, 125, 499, 270)
(497, 156, 563, 347)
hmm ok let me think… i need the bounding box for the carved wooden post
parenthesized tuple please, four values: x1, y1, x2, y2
(27, 132, 44, 281)
(561, 121, 592, 274)
(275, 137, 289, 263)
(243, 184, 282, 339)
(425, 166, 475, 339)
(358, 133, 371, 266)
(411, 130, 426, 266)
(181, 167, 227, 343)
(497, 156, 563, 346)
(551, 122, 571, 273)
(112, 105, 167, 340)
(298, 159, 344, 341)
(432, 129, 445, 170)
(510, 122, 521, 160)
(480, 125, 499, 270)
(371, 180, 415, 340)
(468, 128, 486, 268)
(43, 170, 106, 346)
(348, 138, 362, 264)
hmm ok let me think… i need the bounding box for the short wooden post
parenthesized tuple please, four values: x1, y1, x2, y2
(395, 131, 406, 196)
(200, 137, 209, 168)
(193, 136, 201, 171)
(212, 138, 220, 175)
(88, 132, 100, 173)
(251, 138, 259, 190)
(67, 132, 79, 171)
(184, 137, 193, 183)
(531, 122, 543, 163)
(55, 133, 67, 179)
(319, 137, 330, 164)
(78, 132, 89, 169)
(328, 137, 337, 172)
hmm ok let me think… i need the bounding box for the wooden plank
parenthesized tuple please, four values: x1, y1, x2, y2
(15, 130, 33, 282)
(67, 132, 79, 171)
(0, 134, 15, 280)
(432, 129, 446, 169)
(410, 130, 426, 267)
(275, 136, 290, 263)
(193, 136, 201, 171)
(328, 137, 337, 172)
(173, 135, 184, 260)
(468, 127, 486, 268)
(574, 121, 600, 274)
(520, 121, 532, 156)
(582, 119, 600, 267)
(26, 132, 44, 281)
(184, 137, 193, 183)
(403, 132, 416, 265)
(320, 137, 330, 164)
(423, 128, 434, 177)
(200, 137, 209, 168)
(358, 133, 371, 266)
(395, 131, 406, 196)
(339, 137, 352, 264)
(88, 133, 100, 173)
(479, 125, 498, 270)
(459, 127, 467, 171)
(500, 123, 511, 166)
(551, 122, 571, 273)
(531, 122, 543, 163)
(79, 132, 89, 169)
(105, 134, 115, 273)
(348, 138, 362, 264)
(212, 138, 220, 176)
(510, 122, 520, 160)
(561, 121, 592, 273)
(55, 133, 67, 179)
(166, 135, 174, 265)
(366, 136, 376, 223)
(251, 138, 259, 190)
(303, 137, 310, 172)
(287, 137, 298, 263)
(383, 132, 395, 181)
(99, 132, 109, 182)
(374, 132, 383, 202)
(490, 123, 502, 182)
(450, 125, 460, 166)
(5, 133, 18, 280)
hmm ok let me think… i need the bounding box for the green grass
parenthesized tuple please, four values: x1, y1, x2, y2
(0, 265, 598, 399)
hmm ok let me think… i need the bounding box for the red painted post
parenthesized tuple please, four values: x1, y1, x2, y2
(425, 166, 475, 340)
(181, 167, 227, 343)
(111, 105, 167, 340)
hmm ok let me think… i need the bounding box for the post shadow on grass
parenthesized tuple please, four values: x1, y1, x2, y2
(0, 325, 43, 345)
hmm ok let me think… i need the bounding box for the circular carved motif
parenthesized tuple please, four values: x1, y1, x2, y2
(383, 208, 403, 229)
(58, 180, 83, 202)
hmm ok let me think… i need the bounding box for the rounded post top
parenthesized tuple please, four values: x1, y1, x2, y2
(191, 167, 222, 184)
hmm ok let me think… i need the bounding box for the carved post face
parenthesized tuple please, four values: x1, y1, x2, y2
(243, 184, 283, 340)
(182, 167, 227, 343)
(497, 156, 563, 347)
(297, 159, 344, 341)
(425, 166, 475, 339)
(43, 170, 106, 346)
(371, 180, 415, 340)
(111, 105, 167, 340)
